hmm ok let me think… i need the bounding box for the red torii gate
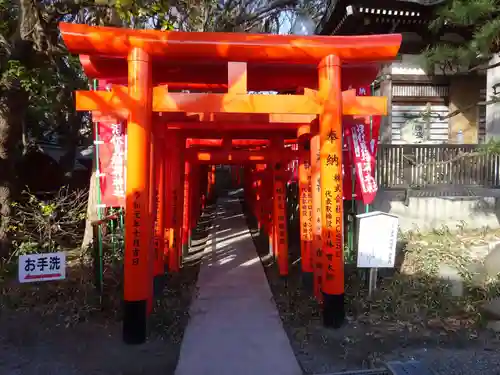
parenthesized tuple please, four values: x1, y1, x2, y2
(59, 22, 401, 344)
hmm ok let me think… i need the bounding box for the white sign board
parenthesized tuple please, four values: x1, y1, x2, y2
(356, 211, 398, 268)
(18, 252, 66, 283)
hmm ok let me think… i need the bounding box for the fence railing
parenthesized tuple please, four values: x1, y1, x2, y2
(376, 144, 500, 189)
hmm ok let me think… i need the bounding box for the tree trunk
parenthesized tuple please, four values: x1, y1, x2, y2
(0, 91, 24, 258)
(81, 159, 98, 252)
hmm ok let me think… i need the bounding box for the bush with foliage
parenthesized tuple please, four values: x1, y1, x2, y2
(3, 188, 87, 267)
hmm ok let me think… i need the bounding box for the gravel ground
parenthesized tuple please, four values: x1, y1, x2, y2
(241, 200, 500, 375)
(4, 195, 500, 375)
(0, 205, 216, 375)
(0, 267, 199, 375)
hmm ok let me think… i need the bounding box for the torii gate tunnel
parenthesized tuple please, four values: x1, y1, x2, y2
(60, 22, 401, 344)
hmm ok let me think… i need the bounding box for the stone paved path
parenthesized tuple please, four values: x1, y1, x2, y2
(175, 195, 302, 375)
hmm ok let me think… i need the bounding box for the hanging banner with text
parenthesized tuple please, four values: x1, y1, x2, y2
(343, 84, 381, 204)
(98, 121, 127, 207)
(353, 85, 381, 157)
(342, 146, 353, 199)
(345, 121, 378, 205)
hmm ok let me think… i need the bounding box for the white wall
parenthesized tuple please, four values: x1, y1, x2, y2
(390, 54, 443, 76)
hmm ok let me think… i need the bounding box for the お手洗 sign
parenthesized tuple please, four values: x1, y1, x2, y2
(18, 252, 66, 283)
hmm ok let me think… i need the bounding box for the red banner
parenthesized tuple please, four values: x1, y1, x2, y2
(342, 147, 353, 199)
(346, 121, 378, 205)
(342, 85, 382, 203)
(98, 121, 126, 207)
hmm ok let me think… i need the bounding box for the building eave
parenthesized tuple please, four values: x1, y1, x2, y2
(316, 0, 465, 37)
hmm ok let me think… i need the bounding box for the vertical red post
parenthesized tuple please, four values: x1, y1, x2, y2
(153, 126, 166, 298)
(262, 167, 272, 236)
(265, 164, 275, 257)
(200, 165, 207, 210)
(181, 160, 191, 261)
(206, 167, 210, 204)
(255, 166, 265, 231)
(147, 128, 156, 315)
(167, 132, 183, 273)
(272, 159, 288, 277)
(311, 131, 323, 302)
(207, 165, 213, 204)
(319, 54, 345, 328)
(298, 128, 313, 290)
(211, 165, 216, 203)
(252, 168, 259, 225)
(163, 131, 172, 265)
(123, 47, 152, 345)
(190, 164, 199, 231)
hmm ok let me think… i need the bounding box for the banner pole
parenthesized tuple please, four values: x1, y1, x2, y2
(93, 79, 104, 298)
(367, 81, 377, 297)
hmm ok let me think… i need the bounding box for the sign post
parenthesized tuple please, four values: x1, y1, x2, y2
(19, 252, 66, 283)
(356, 211, 398, 297)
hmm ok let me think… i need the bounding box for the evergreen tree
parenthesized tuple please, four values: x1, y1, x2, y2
(424, 0, 500, 75)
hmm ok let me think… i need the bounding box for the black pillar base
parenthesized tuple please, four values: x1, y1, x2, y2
(279, 275, 289, 288)
(182, 242, 189, 259)
(301, 272, 314, 292)
(123, 300, 147, 345)
(322, 293, 345, 329)
(153, 274, 166, 299)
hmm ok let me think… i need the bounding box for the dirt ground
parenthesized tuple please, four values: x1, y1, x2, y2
(242, 202, 500, 374)
(3, 196, 500, 375)
(0, 204, 216, 375)
(0, 265, 199, 375)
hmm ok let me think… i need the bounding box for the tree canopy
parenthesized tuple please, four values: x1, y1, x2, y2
(0, 0, 324, 256)
(423, 0, 500, 74)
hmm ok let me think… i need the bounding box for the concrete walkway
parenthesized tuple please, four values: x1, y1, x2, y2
(175, 194, 302, 375)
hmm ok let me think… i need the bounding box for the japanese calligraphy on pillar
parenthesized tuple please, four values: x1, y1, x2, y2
(98, 121, 126, 207)
(154, 191, 160, 238)
(153, 131, 165, 271)
(321, 128, 344, 291)
(274, 177, 287, 248)
(299, 162, 313, 242)
(132, 192, 141, 266)
(19, 252, 66, 283)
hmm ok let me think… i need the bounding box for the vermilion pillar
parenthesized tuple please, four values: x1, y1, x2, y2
(123, 47, 152, 345)
(168, 132, 183, 272)
(200, 165, 207, 210)
(210, 165, 216, 203)
(255, 166, 266, 232)
(319, 55, 345, 328)
(266, 164, 275, 257)
(181, 160, 191, 260)
(147, 131, 156, 315)
(163, 131, 172, 264)
(273, 161, 288, 276)
(298, 131, 313, 289)
(147, 128, 157, 315)
(311, 133, 322, 302)
(190, 164, 200, 231)
(153, 126, 166, 297)
(206, 166, 213, 205)
(263, 167, 273, 238)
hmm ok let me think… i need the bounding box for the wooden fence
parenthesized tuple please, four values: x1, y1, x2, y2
(375, 144, 500, 189)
